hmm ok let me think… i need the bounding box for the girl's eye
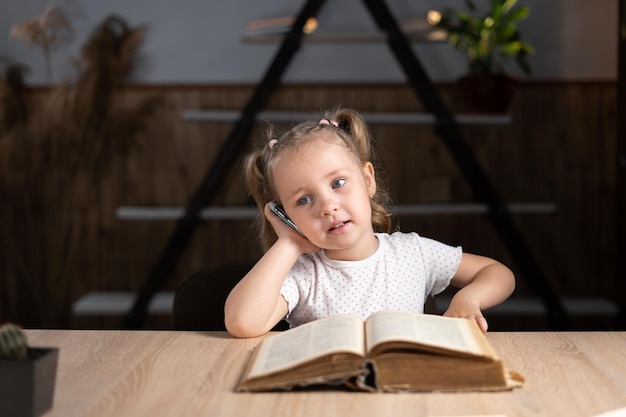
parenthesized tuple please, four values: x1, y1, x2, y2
(332, 179, 346, 189)
(297, 196, 312, 206)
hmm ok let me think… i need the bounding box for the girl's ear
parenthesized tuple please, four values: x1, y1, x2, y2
(362, 161, 377, 197)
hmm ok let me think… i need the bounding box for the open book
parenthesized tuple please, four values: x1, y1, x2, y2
(237, 310, 524, 392)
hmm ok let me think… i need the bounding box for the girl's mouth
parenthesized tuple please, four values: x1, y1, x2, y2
(329, 221, 349, 233)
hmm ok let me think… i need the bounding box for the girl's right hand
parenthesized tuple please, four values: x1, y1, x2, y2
(264, 203, 320, 254)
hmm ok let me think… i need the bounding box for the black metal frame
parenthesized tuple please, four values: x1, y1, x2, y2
(123, 0, 571, 329)
(617, 0, 626, 328)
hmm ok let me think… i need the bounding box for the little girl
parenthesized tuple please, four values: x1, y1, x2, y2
(225, 108, 515, 338)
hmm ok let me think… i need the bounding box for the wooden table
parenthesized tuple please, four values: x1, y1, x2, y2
(25, 330, 626, 417)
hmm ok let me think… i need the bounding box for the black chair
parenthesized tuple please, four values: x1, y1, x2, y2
(172, 259, 288, 331)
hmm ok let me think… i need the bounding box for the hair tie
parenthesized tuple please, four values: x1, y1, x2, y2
(268, 139, 278, 149)
(319, 119, 338, 128)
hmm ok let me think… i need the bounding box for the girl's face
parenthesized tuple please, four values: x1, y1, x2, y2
(272, 133, 378, 261)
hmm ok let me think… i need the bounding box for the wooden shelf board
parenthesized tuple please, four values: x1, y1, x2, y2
(72, 291, 618, 318)
(241, 29, 448, 44)
(435, 296, 620, 317)
(116, 203, 555, 221)
(182, 110, 511, 126)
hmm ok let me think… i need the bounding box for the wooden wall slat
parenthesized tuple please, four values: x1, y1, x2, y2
(0, 82, 619, 329)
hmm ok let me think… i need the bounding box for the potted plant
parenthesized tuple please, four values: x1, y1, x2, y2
(433, 0, 535, 113)
(0, 323, 59, 417)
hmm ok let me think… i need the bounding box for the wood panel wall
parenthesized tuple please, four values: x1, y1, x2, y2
(0, 81, 619, 329)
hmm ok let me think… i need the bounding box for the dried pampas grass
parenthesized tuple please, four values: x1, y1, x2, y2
(0, 15, 165, 326)
(10, 6, 73, 82)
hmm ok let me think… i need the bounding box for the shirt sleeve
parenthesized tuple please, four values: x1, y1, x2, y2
(279, 255, 315, 319)
(416, 235, 462, 296)
(280, 275, 299, 316)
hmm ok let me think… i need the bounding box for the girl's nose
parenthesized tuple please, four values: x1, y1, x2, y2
(319, 195, 339, 217)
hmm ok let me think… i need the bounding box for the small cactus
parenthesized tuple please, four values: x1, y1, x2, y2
(0, 322, 28, 360)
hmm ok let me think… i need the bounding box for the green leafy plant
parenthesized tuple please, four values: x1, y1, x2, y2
(434, 0, 535, 75)
(0, 322, 28, 360)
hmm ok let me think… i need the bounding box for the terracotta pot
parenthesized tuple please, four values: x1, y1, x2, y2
(456, 73, 517, 114)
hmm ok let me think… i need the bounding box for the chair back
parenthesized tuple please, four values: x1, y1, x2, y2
(172, 259, 288, 331)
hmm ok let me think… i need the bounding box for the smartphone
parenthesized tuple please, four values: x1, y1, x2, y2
(269, 201, 305, 237)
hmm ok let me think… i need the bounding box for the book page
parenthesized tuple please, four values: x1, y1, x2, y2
(247, 314, 365, 378)
(365, 310, 484, 356)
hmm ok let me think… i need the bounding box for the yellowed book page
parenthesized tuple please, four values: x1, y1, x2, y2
(247, 314, 365, 379)
(365, 310, 484, 356)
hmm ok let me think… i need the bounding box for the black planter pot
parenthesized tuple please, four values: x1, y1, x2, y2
(0, 348, 59, 417)
(457, 73, 517, 114)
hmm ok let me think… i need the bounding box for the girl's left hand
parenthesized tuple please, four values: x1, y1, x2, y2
(443, 300, 489, 333)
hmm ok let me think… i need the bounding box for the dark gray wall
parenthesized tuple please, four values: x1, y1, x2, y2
(0, 0, 617, 85)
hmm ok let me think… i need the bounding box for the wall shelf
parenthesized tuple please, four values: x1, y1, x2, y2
(72, 291, 618, 318)
(434, 296, 619, 317)
(117, 206, 258, 221)
(119, 0, 570, 329)
(242, 29, 447, 44)
(182, 110, 511, 126)
(116, 203, 556, 221)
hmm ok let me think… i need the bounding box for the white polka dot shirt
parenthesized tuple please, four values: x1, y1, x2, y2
(280, 232, 462, 327)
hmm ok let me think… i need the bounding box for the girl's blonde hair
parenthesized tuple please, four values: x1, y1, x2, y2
(243, 108, 392, 251)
